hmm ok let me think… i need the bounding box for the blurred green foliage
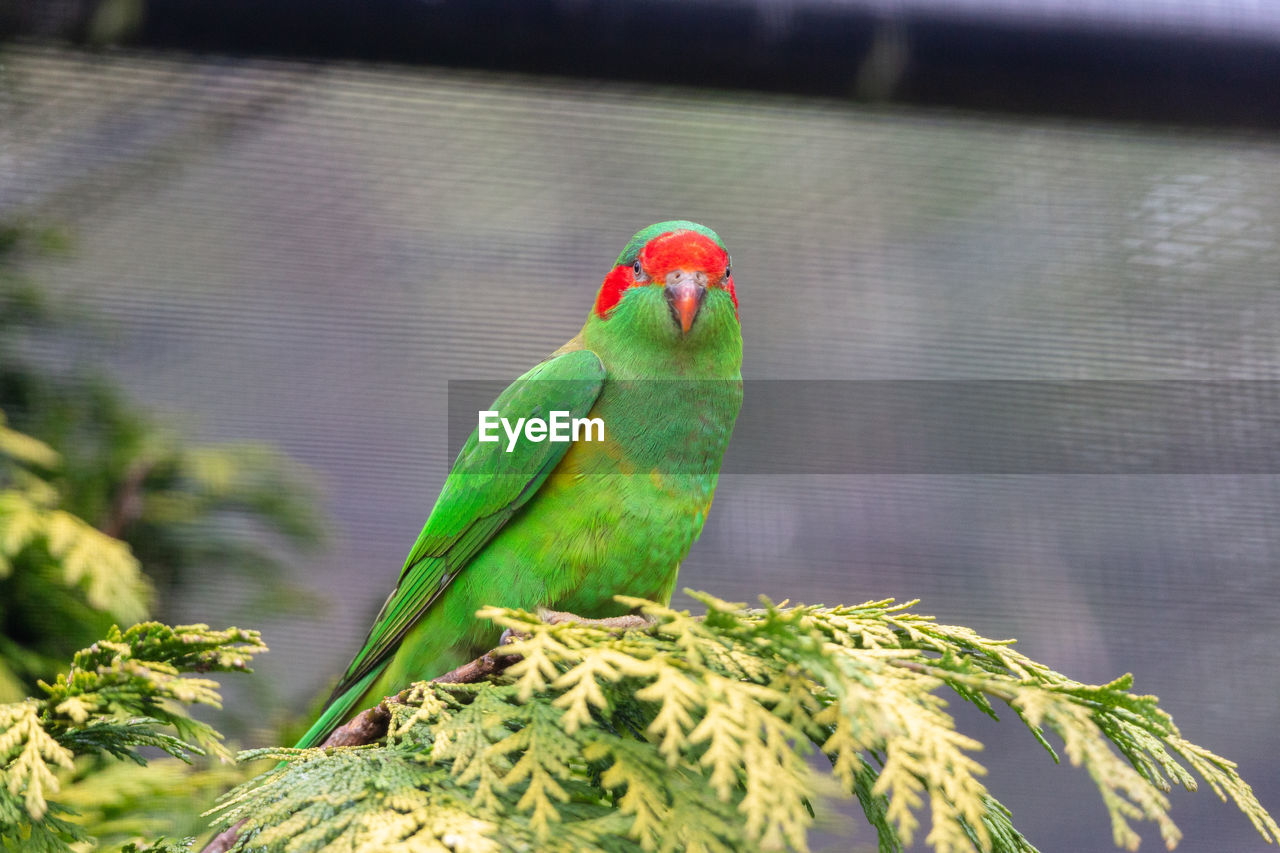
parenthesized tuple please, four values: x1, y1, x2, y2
(0, 217, 328, 849)
(55, 757, 245, 850)
(0, 218, 326, 700)
(0, 409, 151, 704)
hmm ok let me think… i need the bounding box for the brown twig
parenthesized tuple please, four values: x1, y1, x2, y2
(201, 819, 246, 853)
(318, 701, 395, 748)
(101, 456, 154, 538)
(318, 644, 522, 748)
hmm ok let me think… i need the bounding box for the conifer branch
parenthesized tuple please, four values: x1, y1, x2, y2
(207, 593, 1278, 853)
(0, 624, 266, 852)
(200, 613, 644, 853)
(316, 610, 648, 749)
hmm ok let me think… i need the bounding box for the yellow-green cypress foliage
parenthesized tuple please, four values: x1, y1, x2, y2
(211, 595, 1277, 853)
(0, 621, 265, 852)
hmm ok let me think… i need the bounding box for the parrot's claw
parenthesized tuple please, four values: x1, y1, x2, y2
(535, 608, 655, 631)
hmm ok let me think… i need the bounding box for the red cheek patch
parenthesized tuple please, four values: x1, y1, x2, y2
(594, 264, 634, 317)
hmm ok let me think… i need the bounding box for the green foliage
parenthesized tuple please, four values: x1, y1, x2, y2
(0, 413, 273, 851)
(210, 594, 1278, 853)
(0, 220, 325, 850)
(0, 227, 326, 821)
(0, 411, 153, 702)
(0, 218, 324, 700)
(0, 621, 266, 852)
(119, 841, 196, 853)
(0, 414, 149, 622)
(57, 757, 243, 851)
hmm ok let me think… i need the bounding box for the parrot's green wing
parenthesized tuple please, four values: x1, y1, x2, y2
(308, 348, 605, 739)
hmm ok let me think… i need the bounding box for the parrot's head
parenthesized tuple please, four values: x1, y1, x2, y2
(591, 221, 738, 349)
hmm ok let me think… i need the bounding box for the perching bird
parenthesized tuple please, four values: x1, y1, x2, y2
(295, 221, 742, 748)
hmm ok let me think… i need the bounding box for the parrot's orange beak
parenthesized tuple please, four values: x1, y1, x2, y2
(664, 271, 708, 334)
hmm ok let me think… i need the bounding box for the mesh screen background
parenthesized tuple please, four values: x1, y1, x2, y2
(4, 44, 1280, 850)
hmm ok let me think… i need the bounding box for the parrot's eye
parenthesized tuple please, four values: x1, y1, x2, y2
(724, 265, 731, 280)
(632, 260, 644, 277)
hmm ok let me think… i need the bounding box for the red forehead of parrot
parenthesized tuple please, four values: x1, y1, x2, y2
(636, 231, 730, 279)
(595, 230, 735, 318)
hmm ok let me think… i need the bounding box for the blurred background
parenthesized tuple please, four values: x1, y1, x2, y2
(2, 0, 1279, 849)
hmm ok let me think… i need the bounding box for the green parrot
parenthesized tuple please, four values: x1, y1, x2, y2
(295, 221, 742, 748)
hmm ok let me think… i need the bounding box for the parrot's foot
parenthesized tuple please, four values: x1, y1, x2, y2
(494, 609, 653, 651)
(534, 608, 655, 631)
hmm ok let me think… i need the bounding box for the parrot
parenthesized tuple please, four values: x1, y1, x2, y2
(294, 220, 742, 748)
